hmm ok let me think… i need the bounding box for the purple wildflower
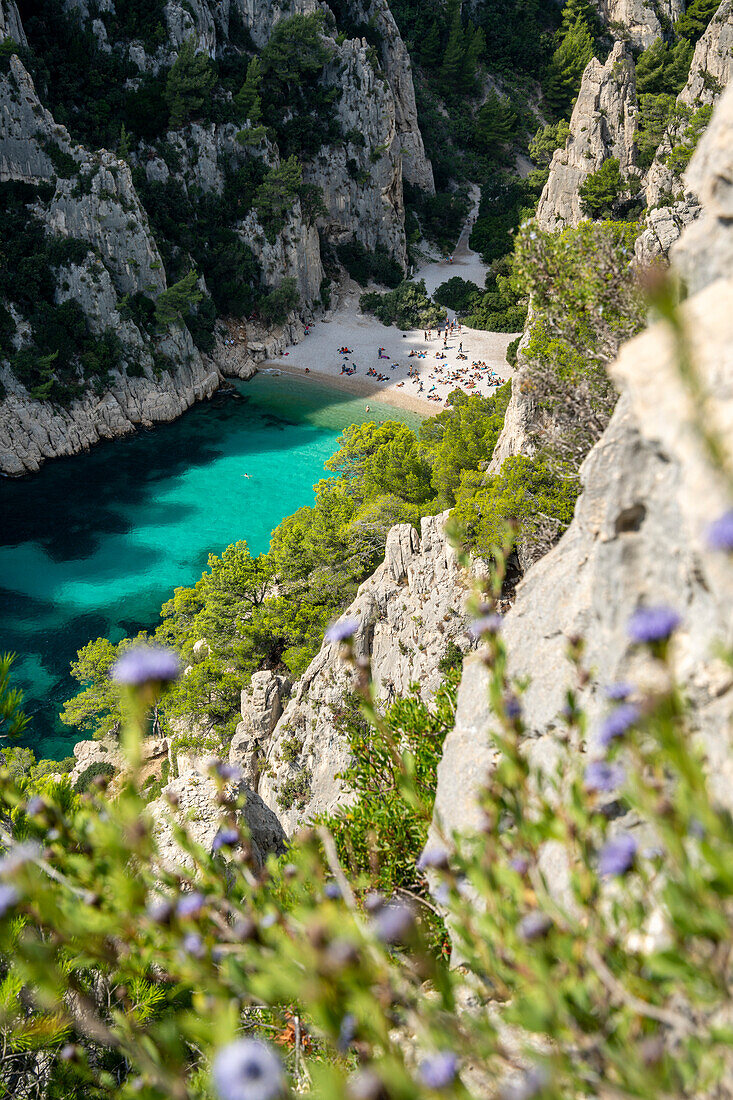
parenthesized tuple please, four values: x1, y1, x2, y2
(214, 762, 243, 783)
(0, 840, 41, 876)
(347, 1070, 386, 1100)
(176, 891, 205, 919)
(324, 881, 342, 900)
(373, 900, 415, 944)
(584, 761, 626, 793)
(325, 617, 360, 644)
(417, 846, 449, 872)
(605, 681, 634, 701)
(627, 606, 681, 645)
(363, 891, 384, 913)
(598, 833, 637, 876)
(432, 881, 451, 906)
(337, 1013, 357, 1052)
(598, 704, 640, 749)
(468, 614, 503, 640)
(517, 911, 552, 942)
(182, 932, 205, 958)
(503, 693, 522, 720)
(500, 1066, 548, 1100)
(26, 797, 45, 816)
(0, 883, 19, 918)
(146, 897, 174, 924)
(689, 818, 706, 839)
(509, 856, 529, 875)
(111, 644, 180, 686)
(418, 1052, 458, 1090)
(212, 828, 240, 853)
(212, 1039, 285, 1100)
(707, 510, 733, 552)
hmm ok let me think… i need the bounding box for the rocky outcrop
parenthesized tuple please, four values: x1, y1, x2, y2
(430, 83, 733, 860)
(0, 0, 25, 46)
(254, 513, 475, 834)
(149, 773, 287, 871)
(537, 43, 638, 232)
(634, 195, 700, 263)
(70, 734, 169, 787)
(230, 671, 291, 786)
(673, 82, 733, 292)
(593, 0, 685, 48)
(643, 0, 733, 213)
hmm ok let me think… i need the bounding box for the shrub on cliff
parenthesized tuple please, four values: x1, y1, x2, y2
(165, 36, 216, 129)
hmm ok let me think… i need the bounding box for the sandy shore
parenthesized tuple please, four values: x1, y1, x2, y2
(262, 188, 519, 417)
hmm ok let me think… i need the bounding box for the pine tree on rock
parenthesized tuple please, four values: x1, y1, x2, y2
(165, 36, 216, 128)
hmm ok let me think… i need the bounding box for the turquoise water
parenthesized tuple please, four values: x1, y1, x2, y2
(0, 374, 420, 761)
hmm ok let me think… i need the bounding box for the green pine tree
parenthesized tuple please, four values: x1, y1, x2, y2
(164, 36, 216, 129)
(155, 270, 203, 327)
(544, 13, 594, 118)
(474, 90, 517, 155)
(117, 123, 131, 162)
(675, 0, 721, 45)
(579, 156, 623, 218)
(235, 56, 263, 124)
(421, 19, 442, 68)
(440, 6, 466, 94)
(460, 23, 485, 95)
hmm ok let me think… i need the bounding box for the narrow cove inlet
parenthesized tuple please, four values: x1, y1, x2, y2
(0, 374, 421, 761)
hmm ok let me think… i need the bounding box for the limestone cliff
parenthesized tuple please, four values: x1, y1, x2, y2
(639, 0, 733, 255)
(430, 82, 733, 860)
(0, 0, 433, 474)
(239, 514, 476, 835)
(536, 42, 638, 232)
(593, 0, 685, 48)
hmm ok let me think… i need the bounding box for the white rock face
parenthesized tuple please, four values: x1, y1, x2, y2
(148, 774, 287, 871)
(593, 0, 685, 48)
(673, 82, 733, 292)
(0, 0, 24, 44)
(537, 43, 638, 232)
(430, 85, 733, 858)
(0, 0, 433, 472)
(255, 513, 475, 834)
(643, 0, 733, 211)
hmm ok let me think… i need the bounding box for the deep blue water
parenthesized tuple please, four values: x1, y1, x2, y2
(0, 374, 420, 760)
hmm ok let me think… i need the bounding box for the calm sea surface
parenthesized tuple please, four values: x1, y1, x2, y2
(0, 374, 420, 760)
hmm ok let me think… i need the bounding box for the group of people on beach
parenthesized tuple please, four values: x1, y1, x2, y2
(331, 323, 506, 407)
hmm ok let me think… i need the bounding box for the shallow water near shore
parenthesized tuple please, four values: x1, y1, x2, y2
(0, 374, 421, 761)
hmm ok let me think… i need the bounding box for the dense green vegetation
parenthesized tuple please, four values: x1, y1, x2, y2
(336, 240, 404, 288)
(359, 279, 445, 329)
(0, 182, 124, 402)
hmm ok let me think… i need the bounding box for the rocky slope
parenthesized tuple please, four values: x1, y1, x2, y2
(0, 0, 432, 474)
(430, 82, 733, 867)
(226, 513, 476, 835)
(536, 42, 638, 232)
(593, 0, 686, 48)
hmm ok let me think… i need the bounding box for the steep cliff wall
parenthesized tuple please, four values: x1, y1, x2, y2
(594, 0, 685, 47)
(0, 0, 433, 474)
(238, 514, 476, 834)
(536, 42, 638, 232)
(639, 0, 733, 253)
(430, 83, 733, 855)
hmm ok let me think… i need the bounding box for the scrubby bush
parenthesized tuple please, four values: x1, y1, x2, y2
(73, 759, 115, 793)
(433, 276, 482, 314)
(359, 279, 445, 329)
